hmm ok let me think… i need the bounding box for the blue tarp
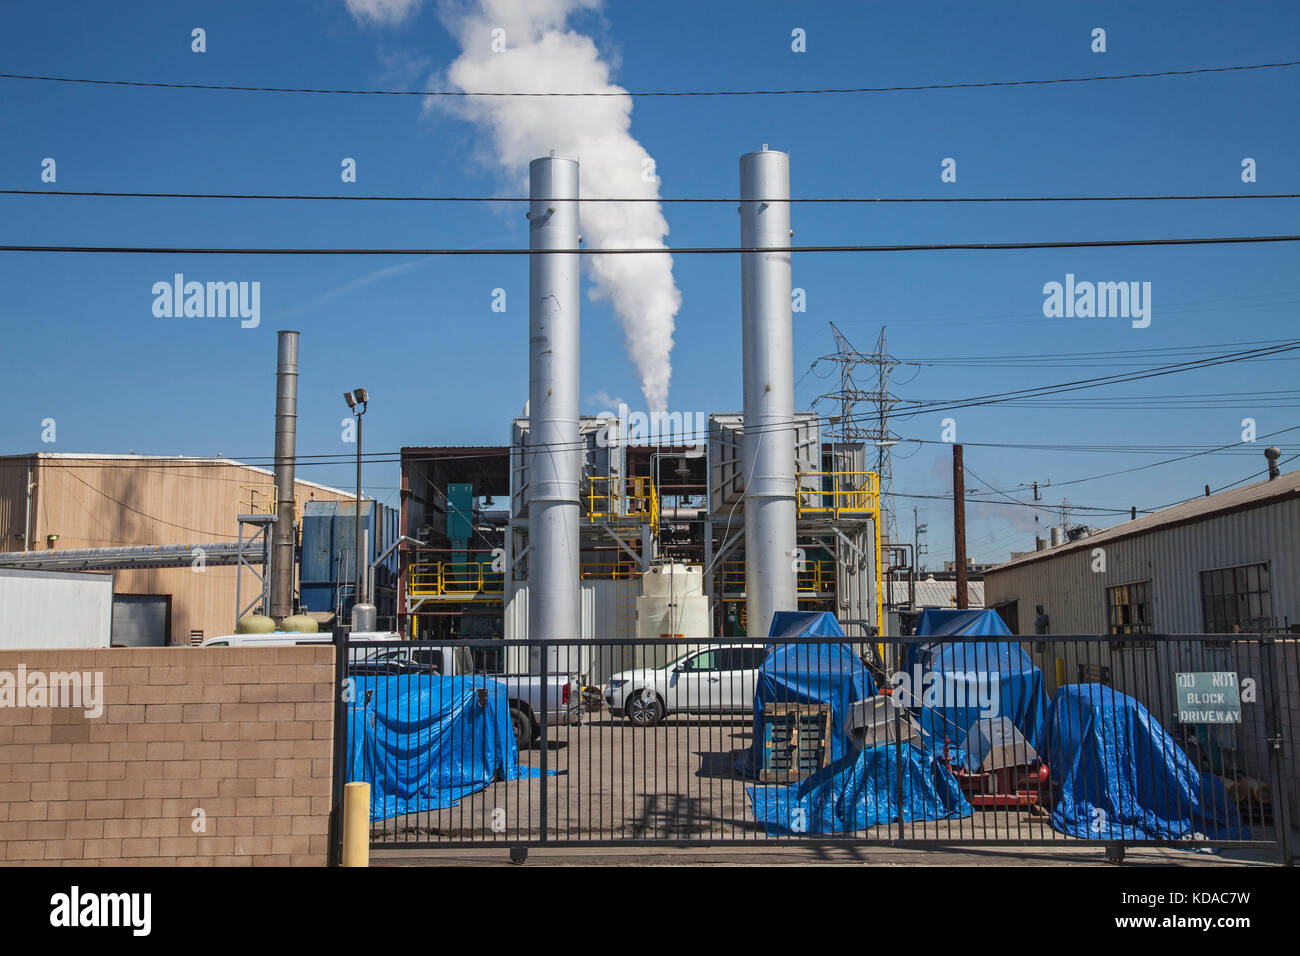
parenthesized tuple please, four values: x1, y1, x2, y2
(346, 674, 540, 821)
(903, 608, 1047, 761)
(1046, 684, 1248, 841)
(740, 612, 877, 775)
(741, 612, 969, 833)
(747, 743, 973, 835)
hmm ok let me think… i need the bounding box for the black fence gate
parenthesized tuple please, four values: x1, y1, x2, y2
(329, 633, 1295, 864)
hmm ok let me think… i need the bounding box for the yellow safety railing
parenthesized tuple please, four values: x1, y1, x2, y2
(795, 471, 880, 518)
(238, 484, 278, 515)
(720, 559, 836, 596)
(407, 561, 504, 599)
(238, 484, 302, 522)
(579, 562, 642, 581)
(585, 475, 659, 527)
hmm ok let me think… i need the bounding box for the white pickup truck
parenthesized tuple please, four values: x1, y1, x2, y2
(604, 644, 768, 726)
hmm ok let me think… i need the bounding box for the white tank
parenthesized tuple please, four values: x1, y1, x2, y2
(636, 564, 710, 640)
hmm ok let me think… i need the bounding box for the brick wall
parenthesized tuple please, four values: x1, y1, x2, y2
(0, 646, 335, 866)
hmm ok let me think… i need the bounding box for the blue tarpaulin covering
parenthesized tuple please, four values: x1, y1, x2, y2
(904, 608, 1047, 761)
(1046, 684, 1248, 841)
(740, 612, 877, 775)
(346, 674, 540, 821)
(747, 743, 973, 834)
(742, 612, 969, 833)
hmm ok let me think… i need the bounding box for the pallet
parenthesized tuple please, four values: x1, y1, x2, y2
(758, 703, 832, 784)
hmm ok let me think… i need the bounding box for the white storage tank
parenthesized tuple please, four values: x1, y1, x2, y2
(636, 563, 710, 640)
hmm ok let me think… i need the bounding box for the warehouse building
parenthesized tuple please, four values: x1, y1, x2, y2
(0, 453, 362, 645)
(984, 469, 1300, 823)
(984, 470, 1300, 637)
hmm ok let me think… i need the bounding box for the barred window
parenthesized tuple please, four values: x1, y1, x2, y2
(1106, 580, 1152, 636)
(1200, 563, 1272, 633)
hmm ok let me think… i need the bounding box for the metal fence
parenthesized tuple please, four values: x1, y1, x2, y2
(329, 633, 1296, 864)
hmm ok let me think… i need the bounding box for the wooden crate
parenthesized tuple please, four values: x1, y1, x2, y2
(758, 703, 832, 784)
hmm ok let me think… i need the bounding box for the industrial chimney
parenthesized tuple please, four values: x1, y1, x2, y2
(527, 155, 581, 657)
(740, 147, 798, 637)
(269, 330, 299, 623)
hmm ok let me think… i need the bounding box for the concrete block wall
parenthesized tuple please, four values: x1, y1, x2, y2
(0, 646, 335, 866)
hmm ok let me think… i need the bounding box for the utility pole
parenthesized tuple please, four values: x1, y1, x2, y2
(953, 443, 968, 610)
(913, 506, 928, 573)
(1019, 479, 1051, 501)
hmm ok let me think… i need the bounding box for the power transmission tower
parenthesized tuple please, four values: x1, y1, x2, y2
(812, 323, 900, 543)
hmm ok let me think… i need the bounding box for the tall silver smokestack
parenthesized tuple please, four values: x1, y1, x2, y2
(270, 330, 299, 623)
(740, 147, 797, 637)
(527, 156, 581, 652)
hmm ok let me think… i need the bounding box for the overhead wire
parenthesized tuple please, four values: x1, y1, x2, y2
(3, 58, 1296, 97)
(5, 235, 1299, 256)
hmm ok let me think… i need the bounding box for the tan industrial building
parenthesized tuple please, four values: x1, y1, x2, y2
(0, 453, 357, 645)
(983, 472, 1300, 637)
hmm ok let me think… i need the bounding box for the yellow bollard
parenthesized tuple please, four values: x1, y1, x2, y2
(342, 781, 370, 867)
(1055, 657, 1066, 689)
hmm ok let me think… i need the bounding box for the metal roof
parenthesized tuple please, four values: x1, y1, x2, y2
(987, 470, 1300, 574)
(889, 578, 985, 609)
(0, 452, 359, 499)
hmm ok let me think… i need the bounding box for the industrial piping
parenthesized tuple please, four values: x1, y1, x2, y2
(526, 156, 582, 652)
(269, 330, 299, 623)
(740, 147, 798, 637)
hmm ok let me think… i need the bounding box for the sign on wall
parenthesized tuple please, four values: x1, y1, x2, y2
(1174, 671, 1241, 724)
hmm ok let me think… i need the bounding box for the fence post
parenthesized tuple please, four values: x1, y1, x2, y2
(893, 673, 905, 844)
(1261, 637, 1295, 865)
(328, 625, 350, 867)
(539, 641, 549, 845)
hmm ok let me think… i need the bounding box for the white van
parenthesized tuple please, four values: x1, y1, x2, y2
(199, 631, 403, 647)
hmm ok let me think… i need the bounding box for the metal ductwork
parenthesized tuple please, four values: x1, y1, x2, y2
(269, 330, 299, 623)
(740, 147, 797, 637)
(527, 156, 581, 652)
(0, 543, 262, 572)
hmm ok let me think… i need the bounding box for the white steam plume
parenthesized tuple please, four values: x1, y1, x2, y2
(433, 0, 681, 413)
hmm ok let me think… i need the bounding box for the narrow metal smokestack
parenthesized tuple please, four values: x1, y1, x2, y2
(740, 147, 797, 637)
(527, 156, 581, 649)
(270, 330, 299, 623)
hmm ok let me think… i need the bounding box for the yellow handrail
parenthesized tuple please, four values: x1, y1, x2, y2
(238, 483, 278, 515)
(407, 561, 504, 598)
(795, 471, 880, 518)
(579, 562, 642, 580)
(585, 475, 658, 525)
(720, 559, 836, 595)
(794, 469, 886, 643)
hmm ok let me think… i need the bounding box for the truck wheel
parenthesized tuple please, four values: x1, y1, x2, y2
(510, 706, 534, 749)
(626, 691, 664, 727)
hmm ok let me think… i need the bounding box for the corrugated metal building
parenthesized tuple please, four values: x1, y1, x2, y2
(889, 577, 984, 610)
(984, 471, 1300, 823)
(0, 453, 359, 645)
(984, 472, 1300, 637)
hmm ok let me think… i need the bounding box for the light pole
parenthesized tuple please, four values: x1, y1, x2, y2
(344, 388, 368, 621)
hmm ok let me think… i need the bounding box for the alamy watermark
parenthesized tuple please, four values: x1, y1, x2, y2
(887, 664, 999, 719)
(152, 274, 261, 328)
(1042, 274, 1151, 328)
(0, 665, 104, 718)
(594, 403, 706, 450)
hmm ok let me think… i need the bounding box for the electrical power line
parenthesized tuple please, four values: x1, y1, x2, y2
(3, 59, 1296, 97)
(4, 235, 1299, 257)
(3, 345, 1294, 475)
(5, 188, 1299, 204)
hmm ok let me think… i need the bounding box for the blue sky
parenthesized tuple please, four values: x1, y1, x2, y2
(1, 1, 1297, 565)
